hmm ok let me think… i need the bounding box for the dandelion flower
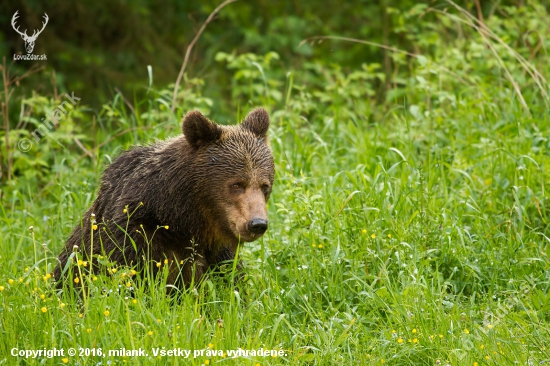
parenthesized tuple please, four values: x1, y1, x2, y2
(474, 363, 478, 366)
(205, 360, 210, 365)
(93, 276, 98, 281)
(112, 268, 117, 274)
(361, 229, 367, 234)
(464, 329, 470, 334)
(148, 331, 153, 336)
(487, 324, 493, 329)
(318, 244, 323, 248)
(104, 310, 110, 316)
(60, 303, 66, 308)
(8, 279, 14, 285)
(388, 234, 392, 238)
(40, 294, 46, 300)
(74, 277, 80, 284)
(397, 338, 403, 344)
(412, 329, 417, 334)
(413, 338, 418, 343)
(156, 262, 161, 267)
(87, 328, 92, 333)
(41, 307, 47, 313)
(371, 233, 376, 239)
(92, 224, 98, 230)
(164, 259, 168, 264)
(0, 286, 4, 291)
(208, 343, 214, 349)
(126, 282, 131, 287)
(132, 299, 137, 304)
(62, 358, 69, 364)
(439, 334, 443, 338)
(78, 314, 83, 318)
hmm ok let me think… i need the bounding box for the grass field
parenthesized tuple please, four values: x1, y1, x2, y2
(1, 4, 550, 366)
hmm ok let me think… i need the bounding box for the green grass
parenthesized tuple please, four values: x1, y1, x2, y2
(1, 4, 550, 365)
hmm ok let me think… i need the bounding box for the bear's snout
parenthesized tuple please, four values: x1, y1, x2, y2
(248, 218, 268, 235)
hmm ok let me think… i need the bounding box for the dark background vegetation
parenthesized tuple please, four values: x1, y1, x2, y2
(0, 0, 527, 108)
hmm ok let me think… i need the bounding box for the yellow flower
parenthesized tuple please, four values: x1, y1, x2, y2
(62, 358, 69, 364)
(93, 276, 98, 281)
(0, 286, 4, 291)
(205, 360, 210, 365)
(388, 234, 392, 238)
(132, 299, 137, 304)
(397, 338, 403, 344)
(311, 244, 316, 247)
(40, 294, 46, 300)
(464, 328, 470, 334)
(439, 334, 443, 338)
(19, 277, 24, 282)
(74, 277, 80, 284)
(164, 259, 168, 264)
(156, 262, 161, 267)
(487, 324, 493, 329)
(412, 328, 417, 333)
(8, 279, 14, 285)
(485, 356, 490, 360)
(164, 226, 169, 230)
(104, 310, 110, 316)
(60, 303, 66, 308)
(87, 328, 92, 333)
(140, 202, 143, 206)
(208, 343, 214, 349)
(480, 345, 485, 349)
(361, 229, 367, 234)
(148, 331, 153, 336)
(126, 282, 132, 287)
(131, 270, 137, 275)
(78, 314, 83, 318)
(318, 244, 323, 248)
(112, 268, 117, 274)
(41, 307, 47, 313)
(413, 338, 418, 343)
(123, 208, 128, 213)
(92, 224, 98, 230)
(44, 273, 51, 280)
(371, 233, 376, 239)
(474, 363, 478, 366)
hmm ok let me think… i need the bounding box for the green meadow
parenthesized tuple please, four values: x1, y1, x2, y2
(1, 2, 549, 365)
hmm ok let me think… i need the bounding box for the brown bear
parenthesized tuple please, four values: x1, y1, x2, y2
(53, 108, 274, 289)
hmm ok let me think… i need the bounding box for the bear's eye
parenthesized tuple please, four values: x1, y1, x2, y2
(230, 183, 244, 191)
(261, 184, 270, 195)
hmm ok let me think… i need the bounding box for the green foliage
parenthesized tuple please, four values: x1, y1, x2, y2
(1, 1, 550, 365)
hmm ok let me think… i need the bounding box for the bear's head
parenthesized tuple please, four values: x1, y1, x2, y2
(182, 108, 275, 246)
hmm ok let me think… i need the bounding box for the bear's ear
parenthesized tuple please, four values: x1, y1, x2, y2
(241, 108, 270, 139)
(182, 111, 222, 148)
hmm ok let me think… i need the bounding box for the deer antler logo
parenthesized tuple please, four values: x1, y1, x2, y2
(11, 11, 49, 54)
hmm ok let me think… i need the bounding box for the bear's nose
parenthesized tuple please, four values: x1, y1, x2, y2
(248, 219, 268, 235)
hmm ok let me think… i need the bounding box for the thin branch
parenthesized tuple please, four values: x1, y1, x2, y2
(299, 35, 472, 86)
(171, 0, 238, 112)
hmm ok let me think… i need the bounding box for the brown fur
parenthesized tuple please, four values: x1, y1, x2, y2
(53, 108, 274, 288)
